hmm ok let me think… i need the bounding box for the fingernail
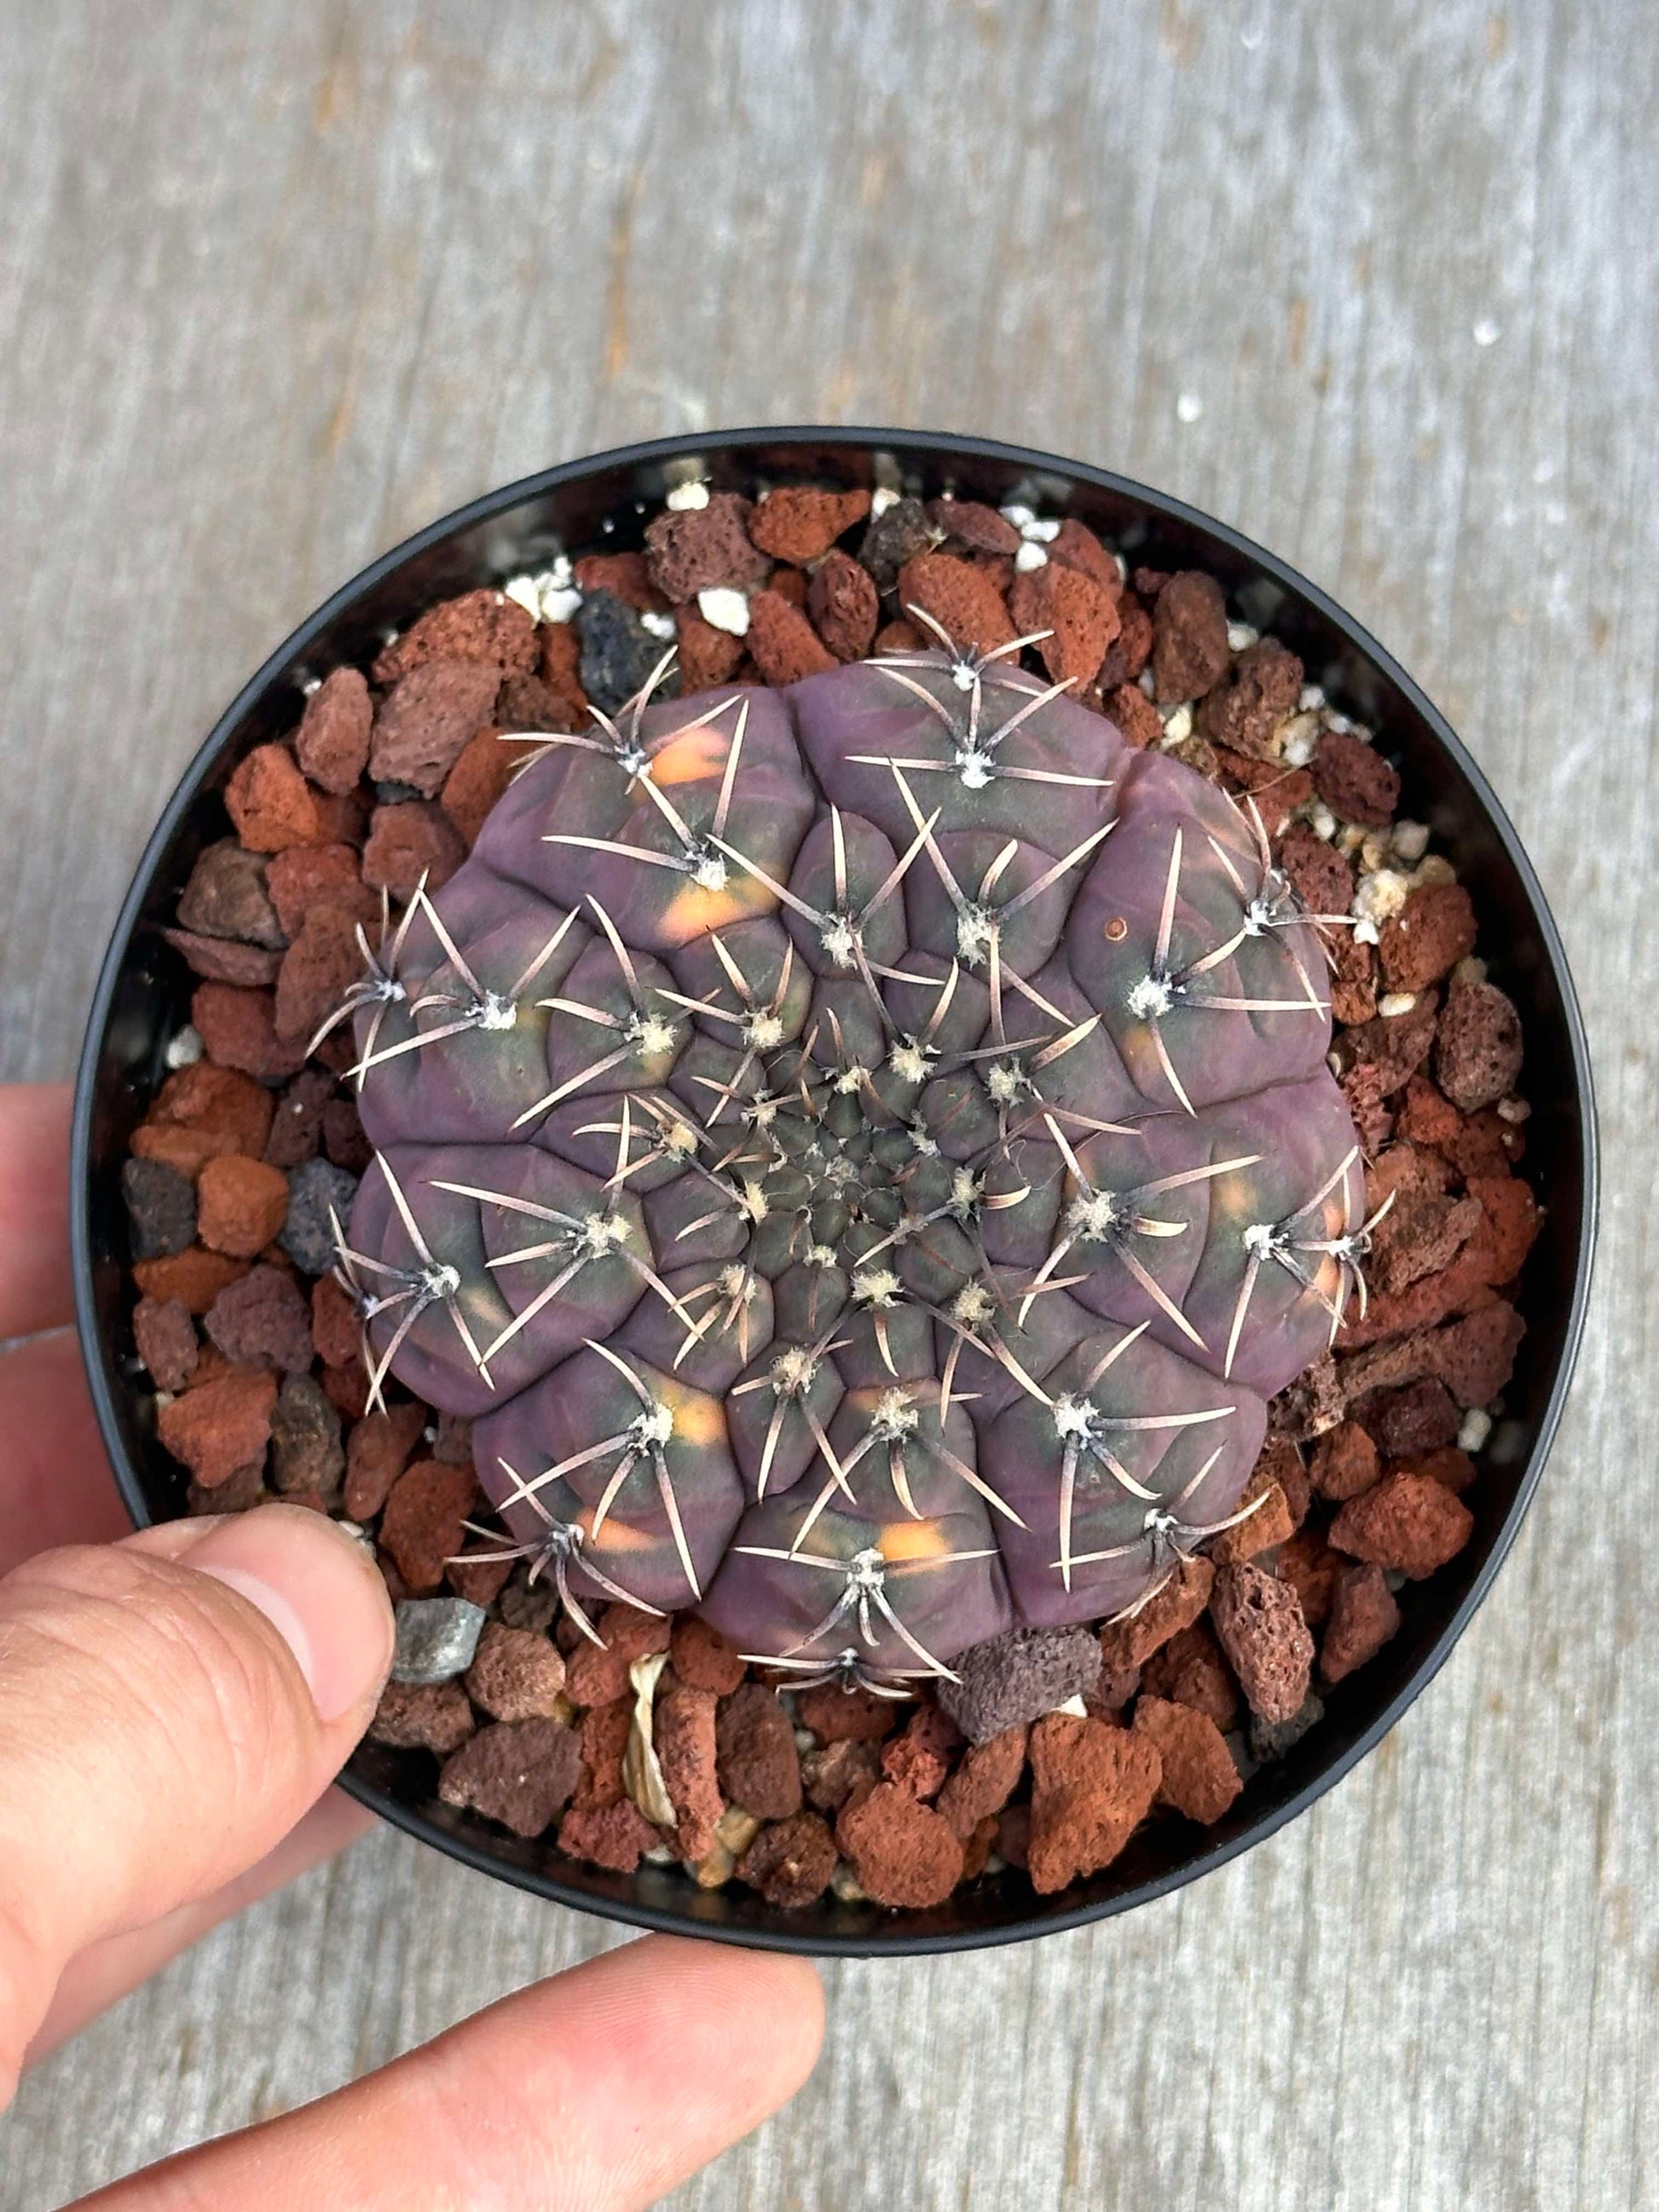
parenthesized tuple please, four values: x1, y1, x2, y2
(181, 1505, 395, 1722)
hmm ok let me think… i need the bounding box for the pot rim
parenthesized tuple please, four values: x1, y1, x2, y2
(72, 425, 1599, 1956)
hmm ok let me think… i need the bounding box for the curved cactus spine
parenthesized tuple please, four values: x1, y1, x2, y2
(330, 629, 1366, 1664)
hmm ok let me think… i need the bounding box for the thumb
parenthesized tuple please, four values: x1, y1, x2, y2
(0, 1505, 393, 2098)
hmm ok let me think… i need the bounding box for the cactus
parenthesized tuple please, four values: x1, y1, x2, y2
(335, 631, 1365, 1677)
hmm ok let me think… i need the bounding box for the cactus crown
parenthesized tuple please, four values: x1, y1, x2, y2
(335, 628, 1364, 1685)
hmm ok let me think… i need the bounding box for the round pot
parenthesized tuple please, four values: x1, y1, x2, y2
(72, 429, 1598, 1956)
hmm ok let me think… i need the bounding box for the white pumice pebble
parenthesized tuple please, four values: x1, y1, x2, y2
(1458, 1406, 1494, 1452)
(1282, 726, 1316, 768)
(164, 1025, 204, 1070)
(1309, 801, 1338, 840)
(1354, 868, 1411, 922)
(639, 609, 676, 642)
(665, 480, 710, 511)
(1413, 854, 1459, 888)
(1050, 1693, 1090, 1718)
(1137, 667, 1157, 697)
(1021, 516, 1062, 544)
(1354, 916, 1381, 945)
(1227, 622, 1260, 651)
(1160, 702, 1194, 744)
(1014, 540, 1049, 572)
(869, 483, 900, 518)
(830, 1862, 869, 1904)
(1299, 683, 1327, 711)
(298, 673, 321, 696)
(1378, 991, 1418, 1018)
(697, 586, 751, 636)
(999, 502, 1037, 529)
(1391, 819, 1431, 863)
(1497, 1096, 1532, 1124)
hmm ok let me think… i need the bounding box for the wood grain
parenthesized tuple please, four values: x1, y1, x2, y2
(1, 1, 1652, 2205)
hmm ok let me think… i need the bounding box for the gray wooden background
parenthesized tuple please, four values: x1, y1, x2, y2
(1, 2, 1652, 2205)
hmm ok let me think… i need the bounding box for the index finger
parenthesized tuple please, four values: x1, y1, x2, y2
(0, 1084, 73, 1343)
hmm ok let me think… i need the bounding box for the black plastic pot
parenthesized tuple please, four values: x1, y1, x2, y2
(72, 429, 1598, 1956)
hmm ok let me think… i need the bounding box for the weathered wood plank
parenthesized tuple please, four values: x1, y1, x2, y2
(1, 1, 1652, 2206)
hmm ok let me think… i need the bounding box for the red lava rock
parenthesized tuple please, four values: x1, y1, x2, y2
(370, 659, 500, 797)
(441, 731, 543, 847)
(598, 1603, 673, 1664)
(195, 1153, 291, 1258)
(925, 497, 1020, 556)
(716, 1682, 802, 1818)
(1330, 1470, 1474, 1579)
(1396, 1072, 1463, 1152)
(163, 928, 282, 987)
(464, 1620, 567, 1721)
(496, 670, 583, 735)
(796, 1682, 904, 1743)
(203, 1264, 314, 1373)
(1278, 822, 1354, 919)
(1275, 1526, 1343, 1629)
(655, 1684, 724, 1860)
(859, 497, 940, 592)
(447, 1551, 513, 1607)
(1138, 1620, 1240, 1732)
(936, 1724, 1028, 1840)
(176, 839, 285, 949)
(321, 1096, 373, 1173)
(807, 547, 881, 661)
(573, 552, 669, 612)
(1335, 1241, 1489, 1349)
(1132, 1695, 1243, 1824)
(746, 589, 838, 684)
(224, 744, 322, 852)
(737, 1811, 840, 1907)
(361, 800, 465, 898)
(1379, 882, 1477, 993)
(1367, 1184, 1483, 1296)
(320, 1358, 371, 1422)
(880, 1702, 962, 1800)
(895, 552, 1016, 658)
(871, 618, 923, 657)
(274, 907, 366, 1043)
(1210, 1562, 1315, 1725)
(1009, 561, 1120, 687)
(1312, 729, 1400, 827)
(1359, 1377, 1462, 1456)
(558, 1798, 662, 1872)
(269, 1372, 344, 1497)
(1206, 1457, 1296, 1564)
(564, 1636, 633, 1708)
(262, 1070, 332, 1173)
(438, 1717, 581, 1838)
(432, 1412, 472, 1465)
(310, 1272, 361, 1368)
(1026, 1712, 1163, 1893)
(750, 486, 871, 564)
(573, 1696, 631, 1808)
(1311, 1419, 1381, 1503)
(645, 493, 771, 602)
(373, 589, 539, 684)
(1394, 1445, 1477, 1493)
(1436, 979, 1524, 1112)
(1105, 682, 1163, 749)
(1195, 638, 1304, 756)
(133, 1245, 247, 1314)
(368, 1678, 475, 1755)
(131, 1294, 199, 1391)
(190, 983, 309, 1082)
(673, 605, 747, 691)
(1271, 1349, 1346, 1444)
(1466, 1174, 1542, 1284)
(1339, 1061, 1394, 1154)
(1087, 1660, 1142, 1716)
(1211, 748, 1315, 841)
(1107, 598, 1154, 684)
(187, 1461, 268, 1516)
(539, 621, 590, 719)
(378, 1459, 477, 1592)
(266, 846, 378, 941)
(1098, 1556, 1215, 1670)
(344, 1403, 432, 1518)
(295, 667, 374, 794)
(768, 567, 808, 609)
(836, 1781, 965, 1908)
(1047, 517, 1121, 595)
(801, 1736, 882, 1814)
(157, 1367, 278, 1487)
(1151, 571, 1230, 703)
(669, 1614, 747, 1695)
(1321, 1562, 1402, 1684)
(1450, 1106, 1527, 1181)
(996, 1804, 1031, 1870)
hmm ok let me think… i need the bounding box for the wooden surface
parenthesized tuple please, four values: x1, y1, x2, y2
(0, 3, 1651, 2205)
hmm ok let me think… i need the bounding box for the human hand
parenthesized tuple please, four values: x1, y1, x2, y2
(0, 1083, 824, 2206)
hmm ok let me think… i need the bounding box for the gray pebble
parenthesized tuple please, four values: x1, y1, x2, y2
(120, 1156, 197, 1259)
(280, 1155, 360, 1275)
(393, 1597, 488, 1684)
(938, 1625, 1103, 1746)
(1248, 1690, 1326, 1764)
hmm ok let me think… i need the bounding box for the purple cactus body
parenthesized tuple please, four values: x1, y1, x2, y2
(338, 644, 1361, 1676)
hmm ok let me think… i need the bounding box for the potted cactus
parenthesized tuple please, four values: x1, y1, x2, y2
(74, 432, 1595, 1950)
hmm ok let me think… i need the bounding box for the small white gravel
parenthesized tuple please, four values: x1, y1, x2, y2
(697, 586, 750, 636)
